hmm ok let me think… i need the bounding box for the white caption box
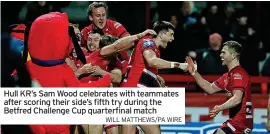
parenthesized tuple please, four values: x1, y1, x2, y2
(0, 88, 185, 125)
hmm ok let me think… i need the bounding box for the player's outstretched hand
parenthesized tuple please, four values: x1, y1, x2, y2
(210, 105, 221, 118)
(185, 56, 196, 75)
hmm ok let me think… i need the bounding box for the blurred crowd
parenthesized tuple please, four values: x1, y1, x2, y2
(155, 1, 270, 76)
(2, 1, 270, 76)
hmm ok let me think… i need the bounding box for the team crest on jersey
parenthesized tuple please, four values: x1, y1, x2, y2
(143, 40, 155, 49)
(233, 73, 243, 80)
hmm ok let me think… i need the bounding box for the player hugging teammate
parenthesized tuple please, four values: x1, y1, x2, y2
(5, 1, 256, 134)
(4, 1, 258, 134)
(7, 1, 190, 134)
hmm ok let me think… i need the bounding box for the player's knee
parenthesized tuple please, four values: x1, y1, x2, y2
(72, 125, 85, 134)
(139, 125, 160, 134)
(121, 125, 136, 134)
(104, 125, 119, 134)
(88, 125, 103, 133)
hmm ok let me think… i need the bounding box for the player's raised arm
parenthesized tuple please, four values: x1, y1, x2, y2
(186, 56, 222, 94)
(100, 29, 156, 56)
(143, 49, 188, 70)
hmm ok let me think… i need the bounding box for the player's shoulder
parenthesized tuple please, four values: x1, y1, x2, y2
(220, 72, 229, 78)
(107, 19, 123, 29)
(107, 19, 116, 24)
(89, 50, 102, 58)
(81, 25, 93, 33)
(141, 37, 155, 49)
(231, 66, 249, 77)
(82, 48, 89, 55)
(230, 66, 249, 80)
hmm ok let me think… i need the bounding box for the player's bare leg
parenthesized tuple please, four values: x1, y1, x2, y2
(73, 125, 87, 134)
(139, 125, 161, 134)
(88, 125, 103, 134)
(79, 124, 89, 134)
(213, 128, 226, 134)
(118, 125, 122, 134)
(121, 125, 136, 134)
(105, 126, 120, 134)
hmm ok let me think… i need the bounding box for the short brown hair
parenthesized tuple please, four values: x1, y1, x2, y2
(223, 41, 243, 59)
(87, 2, 108, 16)
(100, 35, 119, 49)
(153, 21, 175, 34)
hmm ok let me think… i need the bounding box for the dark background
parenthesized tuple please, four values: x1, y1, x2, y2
(1, 1, 270, 76)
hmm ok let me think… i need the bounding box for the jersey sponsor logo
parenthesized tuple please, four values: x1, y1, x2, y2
(233, 73, 243, 80)
(143, 40, 155, 49)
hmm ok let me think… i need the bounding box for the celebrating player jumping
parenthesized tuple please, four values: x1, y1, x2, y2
(121, 21, 190, 134)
